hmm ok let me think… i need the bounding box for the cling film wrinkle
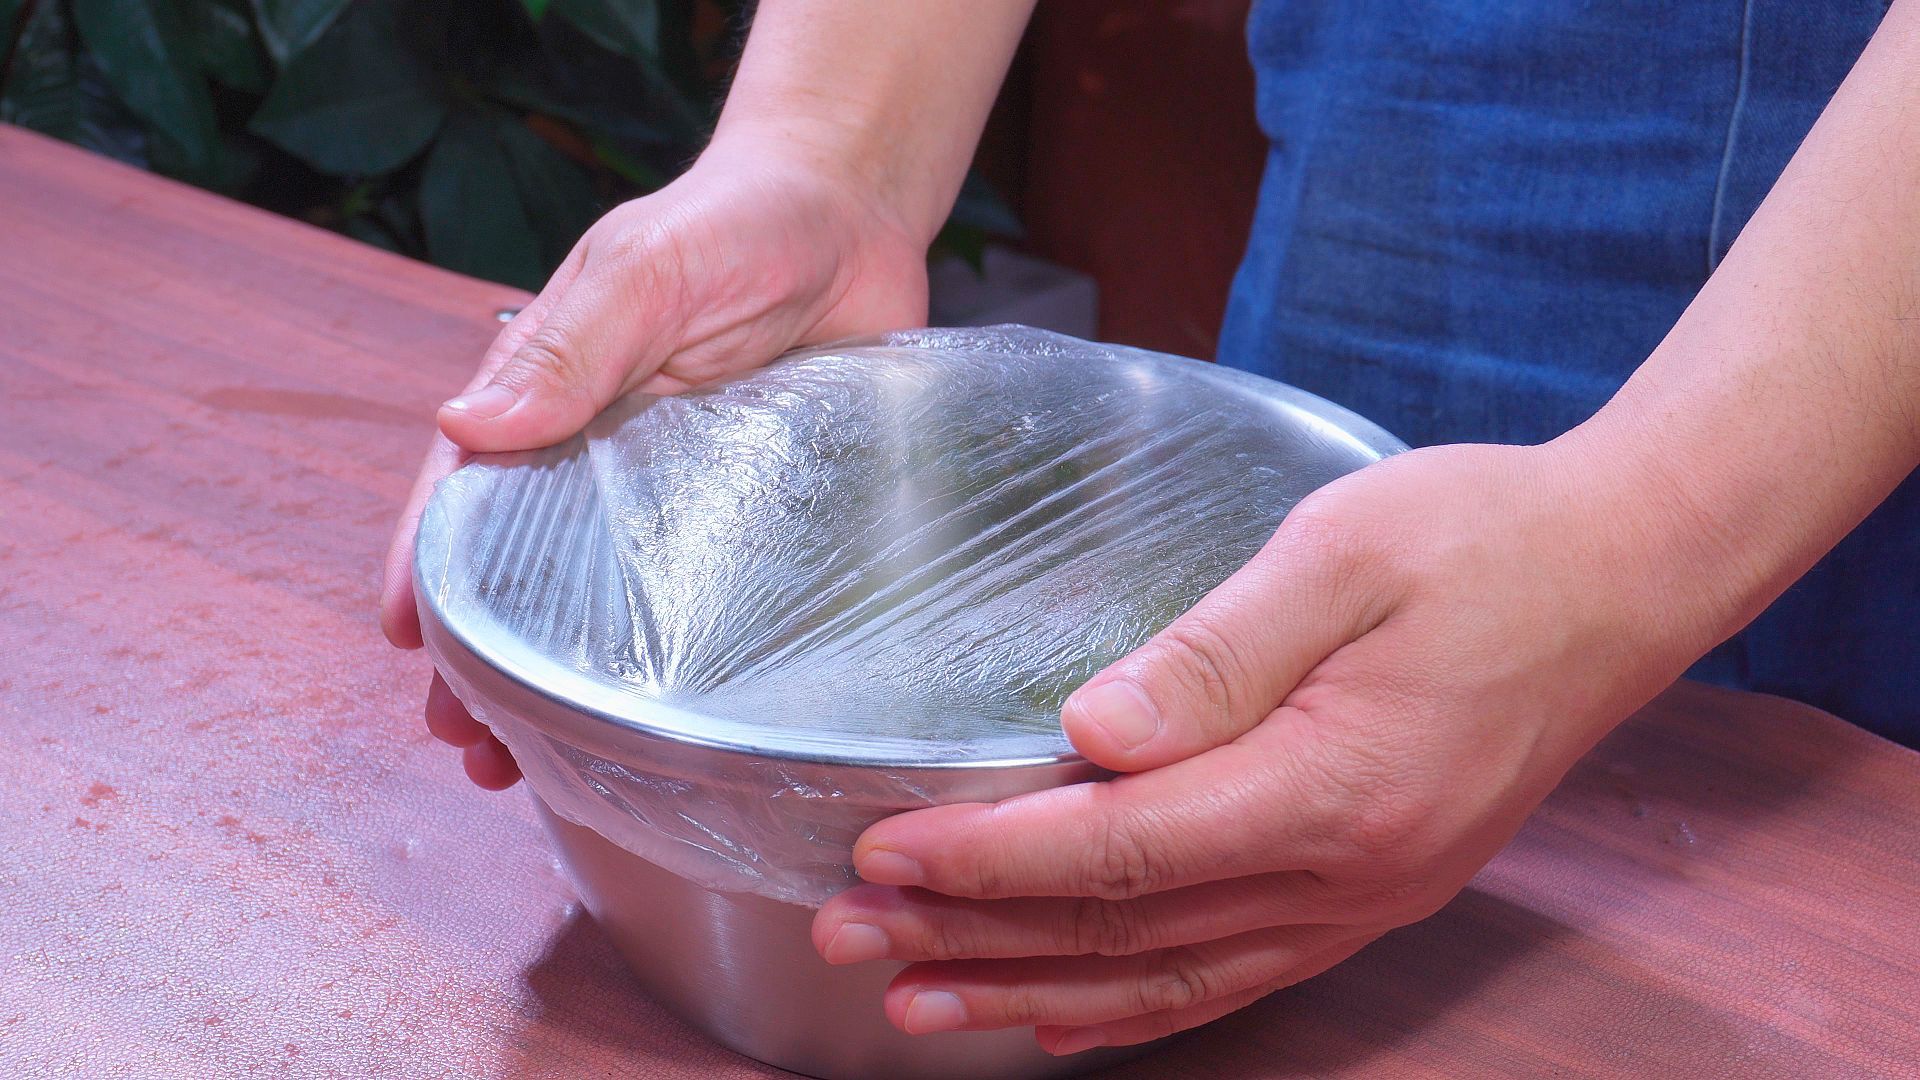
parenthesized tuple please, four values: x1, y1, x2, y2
(417, 326, 1402, 905)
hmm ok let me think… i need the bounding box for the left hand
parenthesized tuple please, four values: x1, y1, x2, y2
(381, 138, 932, 789)
(810, 435, 1739, 1055)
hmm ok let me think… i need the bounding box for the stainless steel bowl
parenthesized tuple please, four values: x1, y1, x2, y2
(538, 795, 1150, 1080)
(419, 604, 1145, 1079)
(416, 332, 1406, 1080)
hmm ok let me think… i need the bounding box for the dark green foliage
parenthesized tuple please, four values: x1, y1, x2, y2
(420, 112, 546, 287)
(496, 113, 600, 266)
(0, 0, 1017, 290)
(249, 0, 448, 176)
(550, 0, 658, 62)
(3, 1, 81, 139)
(248, 0, 348, 63)
(70, 0, 219, 176)
(197, 0, 268, 94)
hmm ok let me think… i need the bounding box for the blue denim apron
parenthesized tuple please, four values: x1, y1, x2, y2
(1220, 1, 1918, 745)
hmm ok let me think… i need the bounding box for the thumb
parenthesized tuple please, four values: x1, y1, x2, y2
(438, 248, 668, 453)
(1061, 513, 1390, 773)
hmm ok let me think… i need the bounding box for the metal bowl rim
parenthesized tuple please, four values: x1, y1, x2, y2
(415, 347, 1409, 772)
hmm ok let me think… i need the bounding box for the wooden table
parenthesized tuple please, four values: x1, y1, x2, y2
(2, 125, 1916, 1079)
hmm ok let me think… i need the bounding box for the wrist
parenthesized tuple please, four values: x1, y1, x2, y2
(1545, 402, 1786, 663)
(705, 109, 951, 247)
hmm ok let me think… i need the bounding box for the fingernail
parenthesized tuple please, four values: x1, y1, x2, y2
(823, 922, 891, 964)
(1072, 681, 1160, 751)
(1049, 1027, 1109, 1055)
(441, 384, 518, 420)
(858, 849, 925, 886)
(903, 990, 967, 1034)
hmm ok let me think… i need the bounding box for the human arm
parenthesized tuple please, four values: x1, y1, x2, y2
(380, 0, 1036, 785)
(812, 1, 1920, 1053)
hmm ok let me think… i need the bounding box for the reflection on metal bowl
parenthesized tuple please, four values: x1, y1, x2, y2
(535, 802, 1151, 1080)
(415, 328, 1407, 1079)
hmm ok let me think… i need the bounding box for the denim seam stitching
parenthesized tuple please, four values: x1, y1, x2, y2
(1708, 0, 1757, 274)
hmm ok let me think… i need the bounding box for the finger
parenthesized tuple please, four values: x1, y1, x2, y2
(423, 672, 490, 748)
(814, 872, 1347, 964)
(437, 237, 674, 453)
(379, 429, 468, 649)
(854, 717, 1357, 900)
(461, 736, 522, 790)
(380, 287, 565, 648)
(1061, 510, 1395, 772)
(880, 923, 1350, 1034)
(1035, 932, 1379, 1054)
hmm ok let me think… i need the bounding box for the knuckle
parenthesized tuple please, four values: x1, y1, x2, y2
(601, 224, 695, 307)
(1278, 488, 1359, 548)
(595, 218, 666, 269)
(1136, 948, 1215, 1014)
(1341, 785, 1439, 867)
(1087, 810, 1162, 901)
(1301, 738, 1443, 872)
(923, 913, 972, 962)
(997, 984, 1053, 1027)
(1275, 488, 1383, 580)
(956, 845, 1010, 899)
(1145, 618, 1242, 721)
(1067, 896, 1151, 957)
(501, 332, 590, 395)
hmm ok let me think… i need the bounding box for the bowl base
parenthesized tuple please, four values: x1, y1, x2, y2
(536, 800, 1158, 1080)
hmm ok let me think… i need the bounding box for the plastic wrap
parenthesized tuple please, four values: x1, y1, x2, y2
(417, 326, 1401, 906)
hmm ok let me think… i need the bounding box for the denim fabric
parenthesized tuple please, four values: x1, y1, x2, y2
(1221, 1, 1918, 745)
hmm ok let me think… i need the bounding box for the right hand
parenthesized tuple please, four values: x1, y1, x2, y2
(380, 136, 933, 789)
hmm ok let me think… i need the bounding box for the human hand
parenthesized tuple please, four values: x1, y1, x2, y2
(381, 135, 931, 788)
(811, 437, 1740, 1054)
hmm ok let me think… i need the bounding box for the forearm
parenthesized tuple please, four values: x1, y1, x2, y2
(1570, 0, 1920, 651)
(709, 0, 1036, 244)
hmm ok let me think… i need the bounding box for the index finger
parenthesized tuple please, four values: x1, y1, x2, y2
(853, 714, 1355, 900)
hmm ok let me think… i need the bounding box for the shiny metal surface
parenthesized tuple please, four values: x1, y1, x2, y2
(418, 331, 1410, 771)
(536, 803, 1149, 1080)
(413, 332, 1408, 906)
(415, 335, 1412, 1077)
(418, 603, 1115, 906)
(425, 612, 1134, 1077)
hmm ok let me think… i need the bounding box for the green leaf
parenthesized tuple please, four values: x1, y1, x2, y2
(551, 0, 659, 62)
(2, 0, 22, 50)
(344, 211, 403, 252)
(534, 11, 704, 149)
(484, 63, 594, 128)
(1, 0, 81, 140)
(250, 0, 448, 176)
(249, 0, 350, 64)
(196, 0, 270, 93)
(519, 0, 553, 21)
(0, 11, 160, 173)
(72, 0, 220, 171)
(418, 113, 546, 289)
(151, 126, 259, 194)
(75, 55, 158, 167)
(495, 117, 599, 267)
(374, 191, 423, 251)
